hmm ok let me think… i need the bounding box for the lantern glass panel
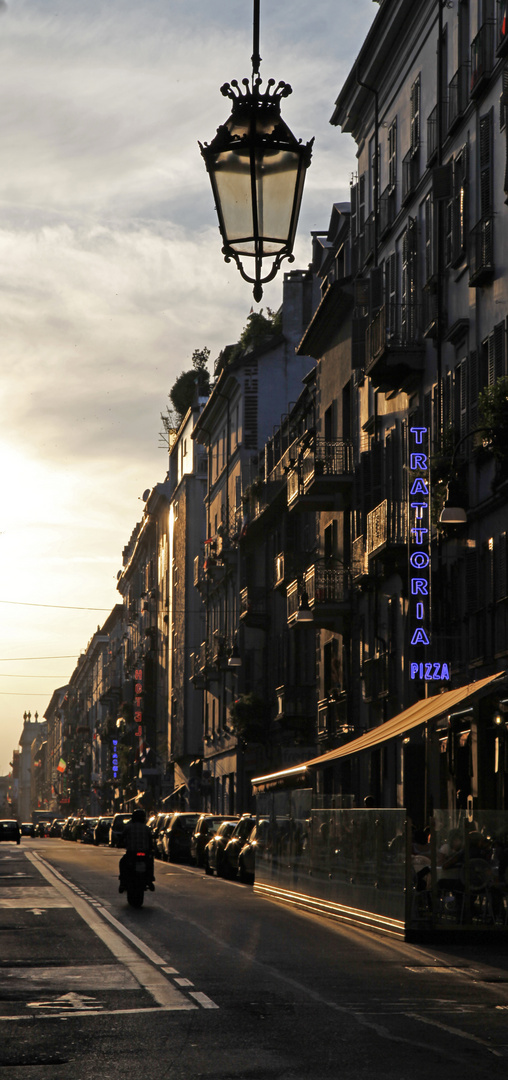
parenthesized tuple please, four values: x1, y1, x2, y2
(213, 149, 254, 246)
(255, 149, 303, 253)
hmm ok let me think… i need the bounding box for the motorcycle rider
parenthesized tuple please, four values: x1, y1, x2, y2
(118, 807, 155, 893)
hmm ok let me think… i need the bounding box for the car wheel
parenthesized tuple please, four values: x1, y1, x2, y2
(204, 855, 213, 876)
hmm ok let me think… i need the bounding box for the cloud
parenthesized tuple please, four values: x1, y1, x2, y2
(0, 0, 378, 770)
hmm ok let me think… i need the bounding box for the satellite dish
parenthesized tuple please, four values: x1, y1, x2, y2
(142, 489, 150, 502)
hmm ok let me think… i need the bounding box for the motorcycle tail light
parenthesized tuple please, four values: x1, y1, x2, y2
(136, 851, 146, 857)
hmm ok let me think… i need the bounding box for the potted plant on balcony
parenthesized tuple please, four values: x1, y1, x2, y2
(477, 376, 508, 479)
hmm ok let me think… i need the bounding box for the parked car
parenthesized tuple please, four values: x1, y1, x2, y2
(20, 822, 34, 837)
(61, 817, 78, 840)
(204, 820, 238, 876)
(93, 816, 114, 845)
(238, 819, 271, 884)
(220, 814, 257, 879)
(48, 819, 65, 838)
(0, 819, 20, 844)
(152, 813, 173, 859)
(76, 817, 99, 843)
(109, 814, 132, 848)
(190, 815, 236, 867)
(162, 812, 201, 862)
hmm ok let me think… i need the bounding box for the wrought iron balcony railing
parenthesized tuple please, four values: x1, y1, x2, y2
(426, 105, 438, 165)
(470, 22, 495, 96)
(366, 499, 407, 557)
(448, 64, 469, 131)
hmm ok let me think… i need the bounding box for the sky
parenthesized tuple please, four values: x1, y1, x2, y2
(0, 0, 377, 777)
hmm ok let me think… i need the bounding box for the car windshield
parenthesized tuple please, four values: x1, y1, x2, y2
(233, 818, 254, 840)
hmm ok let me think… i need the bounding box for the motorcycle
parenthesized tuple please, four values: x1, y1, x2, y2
(120, 850, 154, 908)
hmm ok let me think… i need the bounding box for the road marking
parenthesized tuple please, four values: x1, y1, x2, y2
(3, 965, 138, 990)
(189, 992, 219, 1010)
(0, 887, 71, 909)
(28, 992, 103, 1012)
(25, 852, 195, 1012)
(174, 977, 193, 987)
(404, 1011, 504, 1057)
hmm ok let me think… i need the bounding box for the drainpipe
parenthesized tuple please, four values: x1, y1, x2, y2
(355, 65, 379, 268)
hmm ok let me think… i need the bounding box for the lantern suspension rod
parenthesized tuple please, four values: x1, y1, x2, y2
(252, 0, 261, 80)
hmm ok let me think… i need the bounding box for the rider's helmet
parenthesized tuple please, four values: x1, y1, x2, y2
(131, 808, 146, 823)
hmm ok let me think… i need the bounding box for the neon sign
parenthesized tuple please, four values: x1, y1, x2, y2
(408, 426, 450, 682)
(112, 739, 119, 779)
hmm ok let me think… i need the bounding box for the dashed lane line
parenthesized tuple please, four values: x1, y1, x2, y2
(24, 852, 196, 1012)
(24, 851, 219, 1013)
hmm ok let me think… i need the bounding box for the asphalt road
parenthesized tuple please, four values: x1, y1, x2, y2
(1, 838, 508, 1080)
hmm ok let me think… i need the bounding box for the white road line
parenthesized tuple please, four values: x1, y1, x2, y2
(25, 852, 195, 1012)
(189, 992, 219, 1009)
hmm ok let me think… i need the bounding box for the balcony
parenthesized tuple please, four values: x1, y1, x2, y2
(379, 185, 396, 238)
(240, 586, 269, 629)
(469, 216, 494, 286)
(287, 439, 354, 512)
(351, 535, 369, 584)
(365, 303, 425, 392)
(470, 22, 495, 97)
(189, 649, 208, 689)
(426, 105, 438, 166)
(362, 652, 390, 701)
(448, 65, 469, 132)
(274, 551, 289, 590)
(194, 554, 205, 590)
(402, 148, 419, 204)
(366, 500, 407, 563)
(304, 560, 351, 631)
(286, 580, 302, 624)
(191, 641, 219, 683)
(317, 695, 352, 746)
(276, 685, 316, 721)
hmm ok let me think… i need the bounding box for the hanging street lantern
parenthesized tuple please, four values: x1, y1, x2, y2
(199, 0, 313, 302)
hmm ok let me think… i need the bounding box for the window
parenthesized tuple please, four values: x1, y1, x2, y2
(424, 193, 435, 283)
(479, 110, 493, 219)
(410, 75, 421, 153)
(388, 119, 397, 189)
(401, 217, 418, 339)
(384, 251, 398, 338)
(452, 146, 468, 264)
(454, 358, 468, 439)
(500, 66, 508, 129)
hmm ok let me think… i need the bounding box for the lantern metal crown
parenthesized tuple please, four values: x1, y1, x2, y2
(199, 1, 313, 302)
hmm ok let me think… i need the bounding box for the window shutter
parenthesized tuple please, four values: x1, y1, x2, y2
(388, 118, 397, 189)
(351, 181, 358, 239)
(410, 76, 421, 152)
(479, 111, 493, 218)
(469, 348, 479, 429)
(494, 320, 506, 379)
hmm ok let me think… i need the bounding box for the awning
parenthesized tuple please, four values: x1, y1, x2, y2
(252, 670, 505, 787)
(161, 783, 187, 803)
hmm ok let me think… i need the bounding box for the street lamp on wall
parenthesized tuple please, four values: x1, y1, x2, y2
(199, 0, 313, 302)
(438, 427, 489, 526)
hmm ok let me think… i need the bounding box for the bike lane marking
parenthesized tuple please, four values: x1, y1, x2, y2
(25, 852, 196, 1012)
